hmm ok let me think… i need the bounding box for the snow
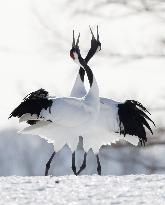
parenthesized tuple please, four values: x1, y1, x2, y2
(0, 175, 165, 205)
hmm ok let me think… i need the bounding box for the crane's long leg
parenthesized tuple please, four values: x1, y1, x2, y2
(45, 151, 56, 176)
(76, 152, 87, 175)
(72, 151, 77, 175)
(45, 151, 78, 176)
(96, 154, 101, 175)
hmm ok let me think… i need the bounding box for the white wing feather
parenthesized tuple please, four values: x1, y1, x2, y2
(39, 97, 93, 127)
(19, 72, 139, 153)
(20, 96, 139, 153)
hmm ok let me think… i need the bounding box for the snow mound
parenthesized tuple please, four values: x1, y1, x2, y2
(1, 175, 165, 205)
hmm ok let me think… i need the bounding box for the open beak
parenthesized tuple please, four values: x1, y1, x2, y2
(72, 30, 80, 48)
(89, 25, 99, 41)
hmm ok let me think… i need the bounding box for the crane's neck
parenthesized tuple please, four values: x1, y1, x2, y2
(71, 43, 100, 98)
(72, 51, 99, 107)
(70, 68, 86, 98)
(85, 65, 99, 102)
(70, 45, 97, 98)
(76, 54, 99, 101)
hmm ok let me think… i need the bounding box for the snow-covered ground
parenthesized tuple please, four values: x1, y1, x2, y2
(1, 175, 165, 205)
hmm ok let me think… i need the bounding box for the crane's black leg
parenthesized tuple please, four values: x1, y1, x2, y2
(76, 152, 87, 175)
(96, 154, 101, 175)
(72, 151, 77, 175)
(45, 151, 56, 176)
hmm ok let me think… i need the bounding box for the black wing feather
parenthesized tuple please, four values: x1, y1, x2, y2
(9, 89, 53, 121)
(118, 100, 155, 146)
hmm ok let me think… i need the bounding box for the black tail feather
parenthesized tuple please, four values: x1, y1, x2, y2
(9, 89, 52, 120)
(118, 100, 155, 146)
(129, 100, 151, 115)
(138, 109, 156, 127)
(140, 117, 153, 135)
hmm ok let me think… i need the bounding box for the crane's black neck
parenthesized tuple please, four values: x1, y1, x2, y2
(85, 47, 96, 63)
(78, 55, 93, 87)
(85, 66, 93, 87)
(79, 45, 97, 83)
(79, 67, 85, 82)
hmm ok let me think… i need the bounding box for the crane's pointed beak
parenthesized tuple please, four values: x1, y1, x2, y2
(89, 25, 95, 39)
(72, 30, 75, 47)
(97, 25, 99, 41)
(76, 33, 80, 47)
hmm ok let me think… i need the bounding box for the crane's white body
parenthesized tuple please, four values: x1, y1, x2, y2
(21, 70, 139, 153)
